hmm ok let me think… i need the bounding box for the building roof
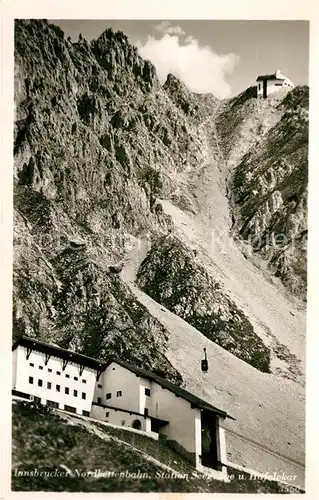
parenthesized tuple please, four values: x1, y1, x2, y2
(256, 73, 285, 82)
(105, 359, 233, 419)
(12, 336, 106, 372)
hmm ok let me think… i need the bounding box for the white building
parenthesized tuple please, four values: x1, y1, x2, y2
(256, 69, 294, 98)
(12, 336, 232, 480)
(12, 336, 105, 415)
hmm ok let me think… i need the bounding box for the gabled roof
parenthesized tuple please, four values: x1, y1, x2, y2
(12, 336, 106, 372)
(105, 358, 234, 420)
(256, 73, 285, 82)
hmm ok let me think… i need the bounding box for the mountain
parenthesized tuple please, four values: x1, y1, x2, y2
(217, 86, 308, 299)
(13, 19, 307, 486)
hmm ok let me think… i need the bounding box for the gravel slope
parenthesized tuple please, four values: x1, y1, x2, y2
(120, 105, 305, 487)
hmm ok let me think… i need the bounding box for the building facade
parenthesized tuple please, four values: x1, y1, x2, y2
(256, 69, 294, 98)
(12, 336, 231, 480)
(12, 337, 105, 415)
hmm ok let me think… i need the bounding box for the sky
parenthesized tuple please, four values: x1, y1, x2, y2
(51, 20, 309, 98)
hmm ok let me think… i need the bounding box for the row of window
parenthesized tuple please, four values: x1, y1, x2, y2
(258, 82, 292, 90)
(33, 397, 90, 416)
(96, 388, 150, 403)
(103, 409, 147, 419)
(103, 409, 148, 419)
(106, 390, 122, 399)
(96, 391, 121, 404)
(95, 385, 151, 397)
(29, 363, 87, 382)
(29, 377, 86, 399)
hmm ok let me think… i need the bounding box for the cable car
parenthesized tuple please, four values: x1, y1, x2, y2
(201, 347, 208, 372)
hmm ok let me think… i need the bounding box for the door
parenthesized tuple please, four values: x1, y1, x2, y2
(201, 411, 219, 469)
(263, 79, 267, 98)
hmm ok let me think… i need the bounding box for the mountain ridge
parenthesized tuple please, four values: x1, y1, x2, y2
(13, 19, 307, 485)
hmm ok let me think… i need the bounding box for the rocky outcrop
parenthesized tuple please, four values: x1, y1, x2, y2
(13, 210, 182, 383)
(14, 19, 211, 382)
(136, 235, 271, 373)
(13, 19, 307, 385)
(224, 87, 308, 299)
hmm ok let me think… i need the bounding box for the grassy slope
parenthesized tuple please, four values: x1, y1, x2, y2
(12, 401, 301, 493)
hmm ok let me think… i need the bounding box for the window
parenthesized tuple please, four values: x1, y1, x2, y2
(74, 376, 78, 381)
(38, 379, 43, 387)
(82, 392, 86, 400)
(65, 374, 70, 378)
(82, 410, 90, 417)
(29, 363, 34, 367)
(121, 420, 125, 426)
(106, 393, 111, 400)
(97, 397, 102, 404)
(145, 388, 151, 397)
(144, 408, 149, 417)
(65, 387, 69, 395)
(132, 419, 142, 430)
(98, 384, 102, 389)
(56, 371, 61, 375)
(47, 382, 52, 389)
(82, 379, 86, 384)
(105, 412, 110, 417)
(39, 366, 43, 370)
(275, 83, 282, 86)
(116, 391, 122, 397)
(29, 376, 33, 384)
(48, 368, 52, 372)
(34, 396, 41, 404)
(56, 385, 60, 392)
(73, 390, 78, 397)
(64, 405, 76, 413)
(47, 400, 58, 409)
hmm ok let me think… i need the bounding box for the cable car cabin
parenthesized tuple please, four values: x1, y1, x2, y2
(201, 359, 208, 372)
(201, 348, 208, 372)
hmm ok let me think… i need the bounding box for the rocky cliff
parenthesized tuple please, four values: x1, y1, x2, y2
(136, 235, 271, 372)
(14, 20, 307, 387)
(217, 86, 308, 300)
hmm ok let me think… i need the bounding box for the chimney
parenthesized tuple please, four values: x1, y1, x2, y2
(275, 69, 281, 79)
